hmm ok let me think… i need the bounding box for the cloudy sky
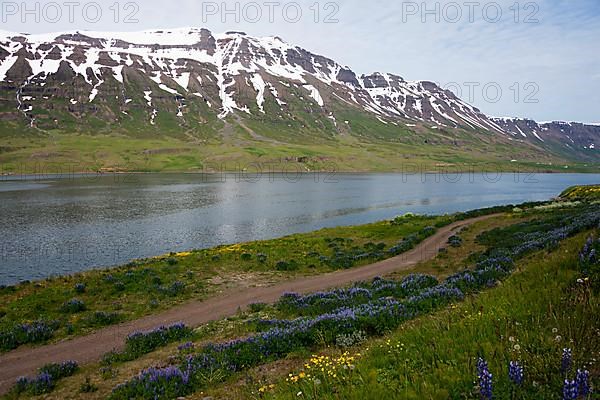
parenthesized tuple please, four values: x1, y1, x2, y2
(3, 0, 599, 122)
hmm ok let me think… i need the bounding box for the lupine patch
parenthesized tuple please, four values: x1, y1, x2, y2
(0, 319, 58, 351)
(13, 361, 78, 395)
(103, 323, 191, 364)
(110, 208, 600, 400)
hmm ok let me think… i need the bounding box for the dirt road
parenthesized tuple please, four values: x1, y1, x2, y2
(0, 214, 498, 393)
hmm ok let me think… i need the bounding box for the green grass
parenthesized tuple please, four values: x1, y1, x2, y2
(1, 132, 598, 174)
(246, 232, 598, 400)
(561, 185, 600, 202)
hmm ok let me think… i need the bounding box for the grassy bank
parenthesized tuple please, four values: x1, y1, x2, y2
(1, 134, 599, 174)
(561, 184, 600, 202)
(203, 206, 599, 400)
(248, 232, 598, 399)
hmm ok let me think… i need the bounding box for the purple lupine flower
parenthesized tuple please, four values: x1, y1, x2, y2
(407, 284, 464, 304)
(477, 357, 488, 376)
(178, 341, 194, 352)
(14, 376, 29, 393)
(445, 270, 477, 288)
(576, 369, 590, 397)
(561, 348, 572, 374)
(508, 361, 524, 385)
(477, 358, 493, 399)
(563, 379, 578, 400)
(15, 371, 56, 395)
(36, 371, 53, 385)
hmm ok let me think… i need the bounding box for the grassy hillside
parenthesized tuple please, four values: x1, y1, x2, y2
(561, 185, 600, 202)
(2, 90, 597, 173)
(249, 231, 598, 399)
(1, 133, 598, 174)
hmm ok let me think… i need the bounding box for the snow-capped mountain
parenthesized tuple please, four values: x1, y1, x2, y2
(0, 27, 597, 161)
(491, 118, 599, 160)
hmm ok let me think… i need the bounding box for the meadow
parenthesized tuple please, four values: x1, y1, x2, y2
(3, 192, 598, 399)
(1, 133, 598, 175)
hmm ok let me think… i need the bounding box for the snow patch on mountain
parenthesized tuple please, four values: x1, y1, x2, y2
(250, 73, 266, 113)
(303, 84, 324, 106)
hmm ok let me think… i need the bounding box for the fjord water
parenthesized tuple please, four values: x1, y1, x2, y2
(1, 173, 599, 285)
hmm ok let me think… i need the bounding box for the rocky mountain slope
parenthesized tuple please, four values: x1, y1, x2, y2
(0, 27, 597, 166)
(491, 118, 599, 161)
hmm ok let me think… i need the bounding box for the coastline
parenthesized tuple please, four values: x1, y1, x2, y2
(0, 203, 520, 290)
(2, 168, 600, 182)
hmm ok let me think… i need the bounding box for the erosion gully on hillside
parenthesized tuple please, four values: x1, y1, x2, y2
(0, 214, 497, 394)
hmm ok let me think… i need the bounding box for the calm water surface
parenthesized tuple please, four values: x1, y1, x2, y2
(1, 172, 599, 285)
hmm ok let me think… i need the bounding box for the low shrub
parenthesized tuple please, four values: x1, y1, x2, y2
(14, 373, 54, 395)
(125, 323, 191, 356)
(275, 260, 298, 271)
(448, 234, 463, 247)
(110, 366, 193, 399)
(275, 274, 439, 317)
(74, 283, 86, 293)
(61, 298, 86, 313)
(157, 281, 186, 296)
(84, 311, 121, 327)
(39, 360, 79, 380)
(336, 330, 368, 348)
(166, 257, 178, 266)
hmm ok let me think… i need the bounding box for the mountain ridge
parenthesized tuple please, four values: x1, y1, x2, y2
(0, 27, 598, 169)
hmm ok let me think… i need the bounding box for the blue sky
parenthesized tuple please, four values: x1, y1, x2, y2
(3, 0, 599, 122)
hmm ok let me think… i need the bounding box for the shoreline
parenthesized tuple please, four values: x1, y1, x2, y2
(0, 205, 514, 288)
(1, 169, 600, 182)
(1, 184, 598, 286)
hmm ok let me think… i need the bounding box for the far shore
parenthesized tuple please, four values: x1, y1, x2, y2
(1, 167, 600, 181)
